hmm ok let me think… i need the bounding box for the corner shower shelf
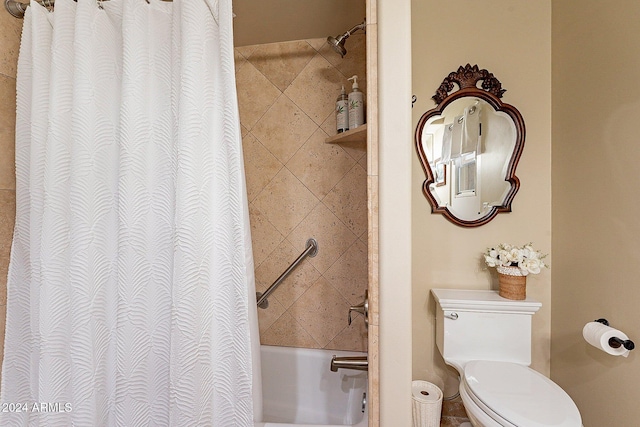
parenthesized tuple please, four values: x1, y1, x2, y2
(325, 124, 367, 144)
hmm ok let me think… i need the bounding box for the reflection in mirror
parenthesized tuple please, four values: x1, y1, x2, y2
(415, 65, 525, 227)
(422, 97, 516, 220)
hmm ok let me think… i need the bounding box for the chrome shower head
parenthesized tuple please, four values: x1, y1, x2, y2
(326, 35, 348, 57)
(326, 20, 366, 58)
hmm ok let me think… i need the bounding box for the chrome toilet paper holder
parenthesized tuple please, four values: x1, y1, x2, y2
(595, 318, 635, 351)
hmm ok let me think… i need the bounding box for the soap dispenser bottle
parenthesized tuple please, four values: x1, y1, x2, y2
(336, 85, 349, 133)
(347, 75, 365, 129)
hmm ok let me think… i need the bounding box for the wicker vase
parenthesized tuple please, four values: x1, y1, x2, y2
(497, 265, 527, 300)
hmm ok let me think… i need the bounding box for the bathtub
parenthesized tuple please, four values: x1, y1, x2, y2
(255, 345, 368, 427)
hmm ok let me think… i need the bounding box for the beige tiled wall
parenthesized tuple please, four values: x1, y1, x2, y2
(236, 35, 368, 351)
(0, 8, 22, 378)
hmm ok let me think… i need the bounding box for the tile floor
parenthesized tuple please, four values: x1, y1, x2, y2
(440, 416, 471, 427)
(440, 397, 470, 427)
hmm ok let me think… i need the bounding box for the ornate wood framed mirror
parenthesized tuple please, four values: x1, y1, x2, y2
(415, 64, 525, 227)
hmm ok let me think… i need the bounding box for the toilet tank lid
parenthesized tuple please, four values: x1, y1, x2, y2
(431, 289, 541, 314)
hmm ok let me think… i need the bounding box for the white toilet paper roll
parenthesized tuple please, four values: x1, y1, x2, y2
(582, 321, 630, 357)
(412, 381, 442, 403)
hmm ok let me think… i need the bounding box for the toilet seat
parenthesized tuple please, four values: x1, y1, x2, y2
(462, 360, 582, 427)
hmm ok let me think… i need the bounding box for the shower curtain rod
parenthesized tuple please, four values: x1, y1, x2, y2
(4, 0, 174, 18)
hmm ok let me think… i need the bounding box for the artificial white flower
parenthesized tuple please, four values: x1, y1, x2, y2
(498, 249, 510, 265)
(484, 255, 498, 267)
(520, 258, 541, 275)
(508, 248, 522, 263)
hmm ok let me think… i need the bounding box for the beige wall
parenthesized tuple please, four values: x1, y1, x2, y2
(235, 36, 368, 351)
(0, 7, 22, 380)
(411, 0, 552, 395)
(551, 1, 640, 425)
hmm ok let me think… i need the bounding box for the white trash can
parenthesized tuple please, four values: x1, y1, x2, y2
(411, 380, 443, 427)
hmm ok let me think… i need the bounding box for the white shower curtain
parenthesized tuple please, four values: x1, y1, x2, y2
(1, 0, 259, 425)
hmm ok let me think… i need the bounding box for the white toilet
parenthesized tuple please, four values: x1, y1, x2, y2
(431, 289, 582, 427)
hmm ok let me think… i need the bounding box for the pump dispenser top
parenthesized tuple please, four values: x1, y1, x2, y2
(347, 75, 365, 129)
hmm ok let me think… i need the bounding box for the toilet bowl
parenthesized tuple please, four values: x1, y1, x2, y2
(431, 289, 582, 427)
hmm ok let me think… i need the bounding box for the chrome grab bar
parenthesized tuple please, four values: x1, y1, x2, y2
(256, 238, 318, 309)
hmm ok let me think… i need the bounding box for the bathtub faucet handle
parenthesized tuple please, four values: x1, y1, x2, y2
(348, 290, 369, 327)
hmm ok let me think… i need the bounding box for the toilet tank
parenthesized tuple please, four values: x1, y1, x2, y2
(431, 289, 542, 367)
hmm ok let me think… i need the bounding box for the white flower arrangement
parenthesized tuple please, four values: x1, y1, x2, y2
(484, 243, 548, 276)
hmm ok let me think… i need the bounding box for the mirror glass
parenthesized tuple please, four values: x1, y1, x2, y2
(415, 65, 525, 227)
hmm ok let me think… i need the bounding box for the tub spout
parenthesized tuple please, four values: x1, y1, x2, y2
(330, 355, 368, 372)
